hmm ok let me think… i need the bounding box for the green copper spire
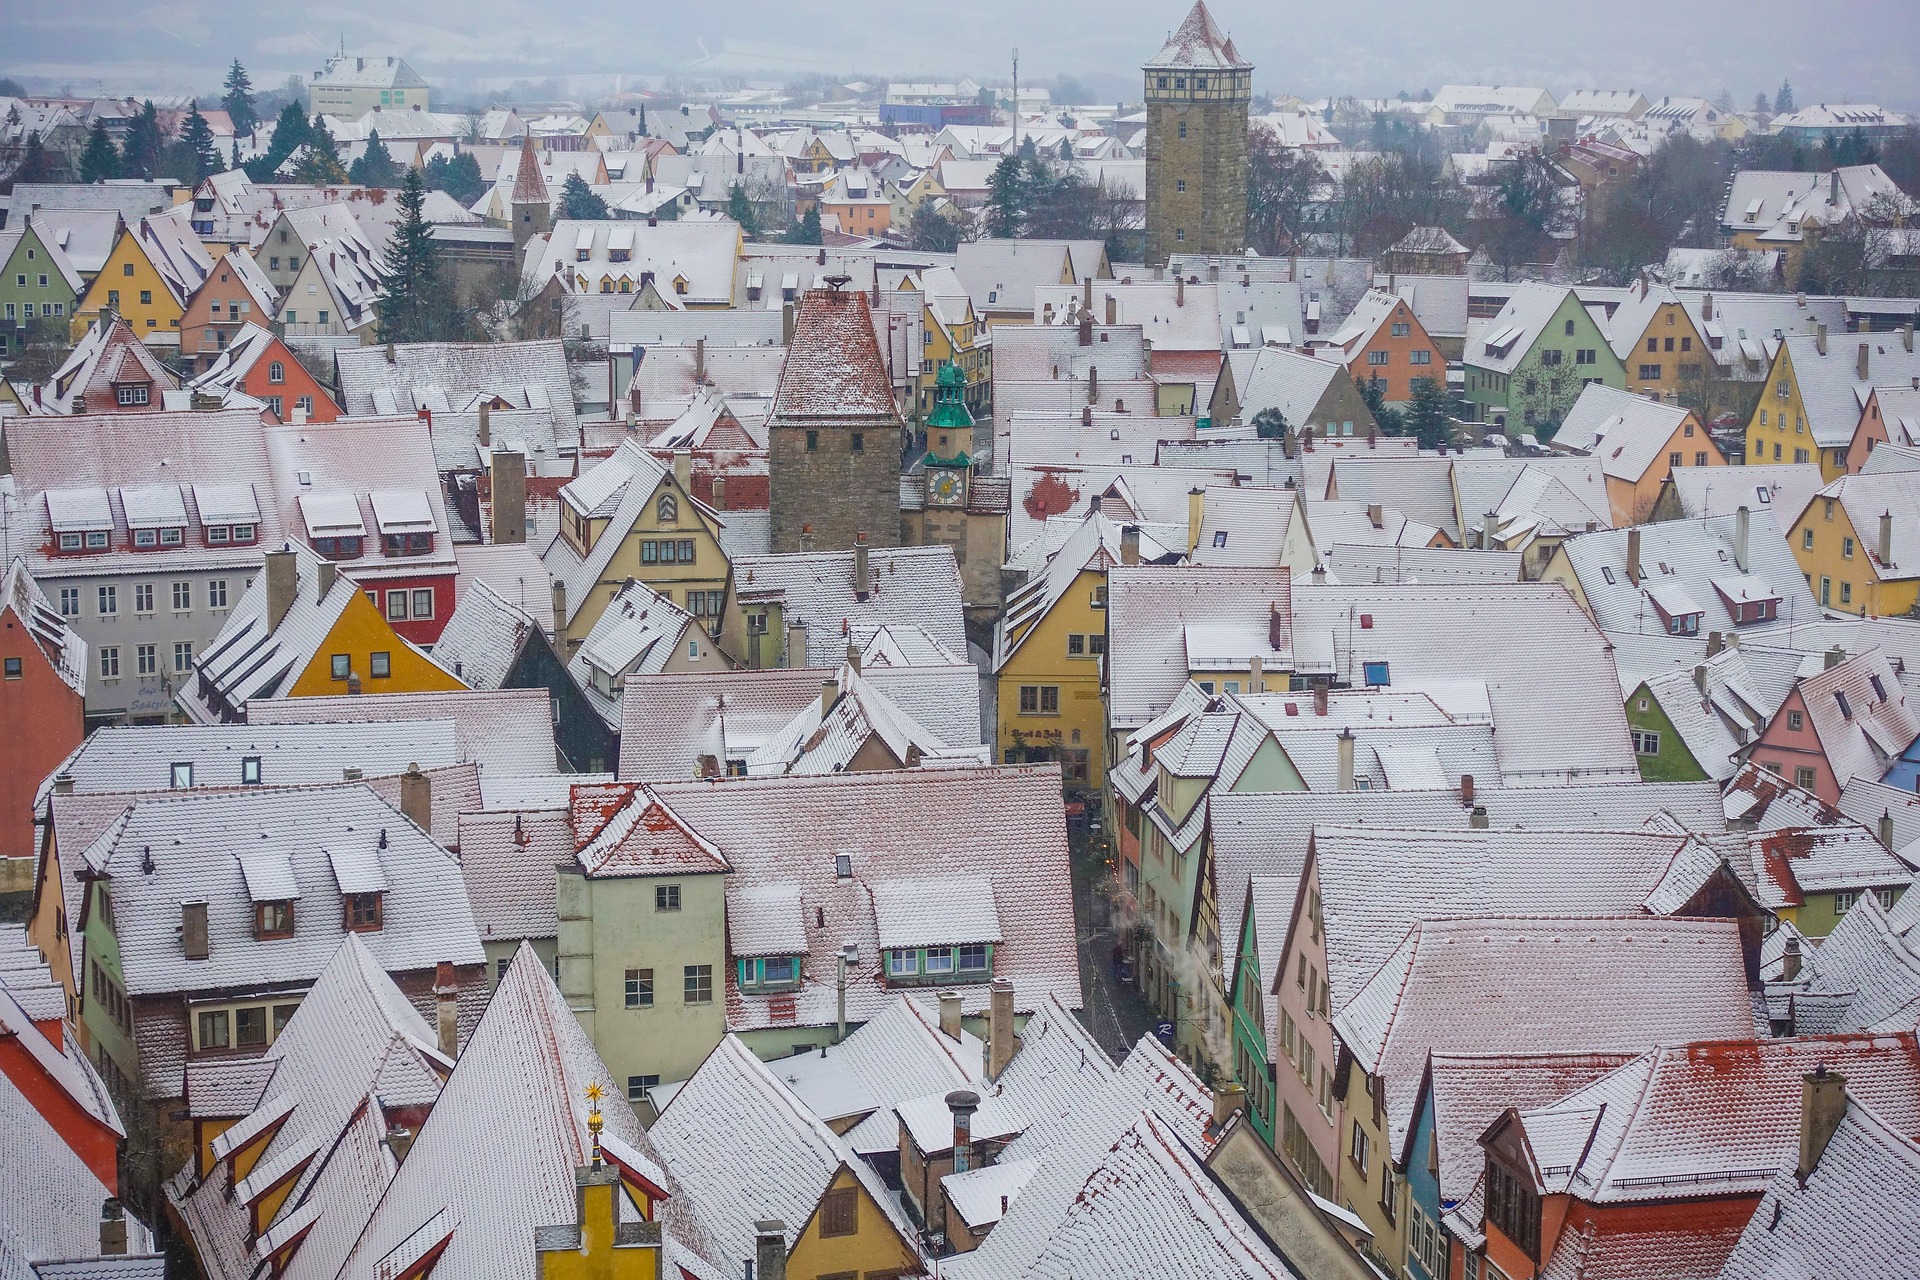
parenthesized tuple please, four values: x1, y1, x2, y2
(924, 361, 974, 467)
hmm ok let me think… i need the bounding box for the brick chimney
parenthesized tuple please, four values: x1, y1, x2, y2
(938, 990, 963, 1041)
(265, 547, 298, 631)
(986, 978, 1018, 1081)
(1313, 684, 1328, 716)
(711, 473, 728, 510)
(182, 901, 209, 960)
(1626, 527, 1642, 585)
(1798, 1068, 1847, 1181)
(434, 961, 459, 1058)
(1460, 774, 1475, 807)
(1269, 602, 1286, 651)
(491, 450, 527, 545)
(1121, 524, 1141, 566)
(853, 532, 870, 599)
(400, 762, 431, 831)
(1087, 365, 1099, 405)
(753, 1222, 787, 1280)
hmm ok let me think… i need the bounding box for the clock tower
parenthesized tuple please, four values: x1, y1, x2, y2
(903, 360, 1007, 627)
(923, 361, 974, 509)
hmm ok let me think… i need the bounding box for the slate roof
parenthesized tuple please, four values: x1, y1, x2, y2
(1719, 1098, 1920, 1280)
(650, 1036, 921, 1270)
(1516, 1033, 1920, 1206)
(333, 946, 719, 1280)
(1334, 916, 1754, 1155)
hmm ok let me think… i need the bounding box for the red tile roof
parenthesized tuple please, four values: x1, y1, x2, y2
(770, 288, 899, 421)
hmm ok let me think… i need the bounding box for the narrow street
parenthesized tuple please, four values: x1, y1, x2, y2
(1067, 817, 1157, 1061)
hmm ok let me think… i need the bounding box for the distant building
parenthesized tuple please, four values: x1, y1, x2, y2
(1143, 2, 1252, 266)
(308, 53, 430, 118)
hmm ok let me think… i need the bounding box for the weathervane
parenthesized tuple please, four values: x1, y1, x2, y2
(585, 1083, 605, 1167)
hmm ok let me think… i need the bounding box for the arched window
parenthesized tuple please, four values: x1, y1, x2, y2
(657, 492, 678, 522)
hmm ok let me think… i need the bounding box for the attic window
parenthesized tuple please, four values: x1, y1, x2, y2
(1870, 675, 1888, 702)
(1213, 531, 1229, 548)
(254, 900, 294, 939)
(170, 762, 194, 789)
(1835, 690, 1853, 720)
(241, 756, 261, 785)
(343, 892, 384, 932)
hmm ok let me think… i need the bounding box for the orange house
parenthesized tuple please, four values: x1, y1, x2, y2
(0, 560, 85, 876)
(179, 249, 279, 373)
(1331, 287, 1447, 404)
(1844, 383, 1920, 474)
(0, 987, 125, 1192)
(185, 322, 339, 423)
(819, 168, 892, 238)
(1553, 383, 1725, 525)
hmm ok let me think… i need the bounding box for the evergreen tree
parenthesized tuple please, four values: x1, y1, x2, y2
(985, 154, 1024, 238)
(907, 201, 958, 252)
(120, 100, 165, 178)
(79, 119, 119, 182)
(1775, 80, 1796, 115)
(1402, 377, 1454, 450)
(1252, 407, 1288, 440)
(425, 151, 484, 205)
(783, 204, 823, 246)
(7, 131, 52, 189)
(348, 129, 401, 186)
(180, 105, 221, 182)
(293, 113, 346, 184)
(1360, 374, 1404, 436)
(1753, 91, 1771, 116)
(247, 102, 310, 181)
(375, 168, 450, 343)
(725, 184, 759, 238)
(559, 171, 609, 220)
(221, 59, 258, 136)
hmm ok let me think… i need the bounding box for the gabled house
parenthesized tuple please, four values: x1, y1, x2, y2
(1789, 470, 1920, 615)
(177, 248, 278, 374)
(650, 1036, 925, 1279)
(720, 543, 967, 672)
(257, 206, 384, 339)
(1551, 382, 1725, 524)
(1844, 378, 1920, 474)
(32, 313, 178, 413)
(183, 322, 337, 423)
(566, 578, 728, 735)
(1750, 646, 1920, 805)
(543, 441, 730, 654)
(1326, 287, 1447, 405)
(1601, 278, 1711, 403)
(1747, 328, 1920, 478)
(181, 543, 465, 724)
(263, 415, 459, 644)
(1463, 283, 1624, 436)
(0, 559, 85, 870)
(70, 212, 213, 341)
(522, 218, 740, 306)
(1482, 1034, 1920, 1280)
(429, 578, 610, 772)
(0, 218, 83, 360)
(1207, 343, 1377, 436)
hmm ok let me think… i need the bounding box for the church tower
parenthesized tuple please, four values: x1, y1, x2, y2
(1143, 2, 1252, 267)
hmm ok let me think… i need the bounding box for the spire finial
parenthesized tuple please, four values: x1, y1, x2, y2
(585, 1083, 605, 1166)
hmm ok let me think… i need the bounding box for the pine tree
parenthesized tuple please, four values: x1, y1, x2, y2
(221, 59, 258, 136)
(9, 131, 52, 188)
(1402, 377, 1454, 450)
(726, 184, 759, 239)
(181, 105, 221, 182)
(986, 154, 1024, 238)
(783, 204, 823, 246)
(1753, 91, 1771, 116)
(1775, 80, 1796, 115)
(348, 129, 401, 186)
(80, 119, 119, 182)
(261, 102, 311, 175)
(375, 168, 448, 343)
(120, 100, 165, 178)
(425, 151, 484, 205)
(293, 114, 346, 184)
(1251, 407, 1288, 440)
(558, 171, 609, 220)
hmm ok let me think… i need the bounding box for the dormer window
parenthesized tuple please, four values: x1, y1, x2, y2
(255, 900, 293, 939)
(738, 955, 800, 993)
(115, 382, 151, 407)
(370, 490, 436, 558)
(343, 892, 384, 932)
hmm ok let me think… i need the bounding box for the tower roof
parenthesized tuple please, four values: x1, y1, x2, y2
(770, 287, 899, 422)
(511, 135, 547, 206)
(1144, 2, 1252, 71)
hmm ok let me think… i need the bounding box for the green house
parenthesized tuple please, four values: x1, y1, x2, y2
(1464, 284, 1624, 438)
(1225, 877, 1290, 1146)
(1624, 679, 1715, 782)
(0, 222, 82, 362)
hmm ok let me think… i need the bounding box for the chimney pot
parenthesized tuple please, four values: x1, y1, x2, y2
(1469, 805, 1490, 829)
(1460, 774, 1475, 806)
(947, 1088, 982, 1172)
(1798, 1070, 1848, 1181)
(434, 961, 459, 1058)
(853, 533, 871, 598)
(400, 762, 431, 831)
(938, 990, 963, 1041)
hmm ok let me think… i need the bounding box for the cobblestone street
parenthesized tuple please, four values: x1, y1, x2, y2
(1067, 816, 1158, 1061)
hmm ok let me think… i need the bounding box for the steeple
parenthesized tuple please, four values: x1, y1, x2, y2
(510, 134, 551, 254)
(1144, 1, 1252, 71)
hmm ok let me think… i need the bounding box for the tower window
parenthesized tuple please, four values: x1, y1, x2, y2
(1179, 122, 1188, 139)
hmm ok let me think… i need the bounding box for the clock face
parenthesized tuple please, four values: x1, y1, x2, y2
(928, 467, 965, 506)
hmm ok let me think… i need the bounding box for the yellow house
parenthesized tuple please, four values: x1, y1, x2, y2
(1746, 330, 1920, 479)
(536, 1095, 673, 1280)
(1788, 474, 1920, 615)
(1554, 383, 1725, 525)
(1605, 283, 1711, 404)
(71, 214, 213, 340)
(994, 513, 1129, 791)
(545, 442, 732, 654)
(185, 543, 466, 721)
(914, 267, 991, 416)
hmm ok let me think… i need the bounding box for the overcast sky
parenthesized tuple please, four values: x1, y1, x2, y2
(5, 0, 1918, 109)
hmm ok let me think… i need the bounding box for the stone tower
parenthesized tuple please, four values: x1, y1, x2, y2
(509, 134, 550, 255)
(1143, 1, 1252, 267)
(767, 285, 904, 553)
